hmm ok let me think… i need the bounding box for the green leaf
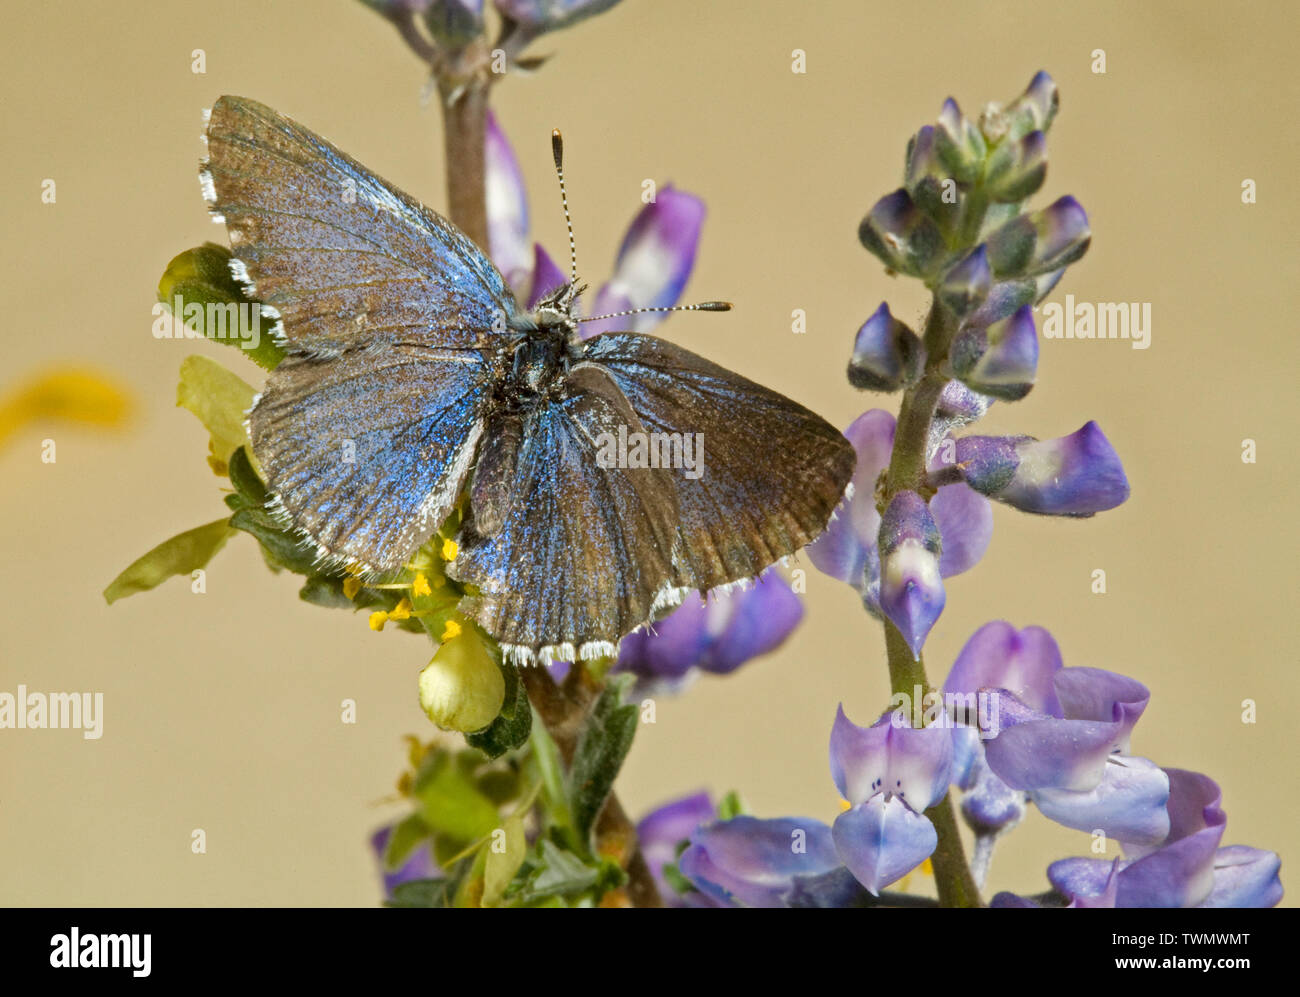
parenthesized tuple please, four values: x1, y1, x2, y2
(158, 244, 286, 370)
(177, 354, 256, 475)
(512, 840, 600, 904)
(528, 711, 577, 849)
(411, 750, 502, 843)
(385, 878, 452, 908)
(382, 813, 431, 872)
(481, 814, 527, 907)
(103, 519, 236, 604)
(225, 445, 267, 505)
(566, 674, 638, 844)
(717, 790, 747, 821)
(464, 658, 531, 758)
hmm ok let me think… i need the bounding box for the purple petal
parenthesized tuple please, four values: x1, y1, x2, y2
(830, 706, 953, 810)
(485, 110, 530, 294)
(1198, 846, 1284, 908)
(832, 797, 938, 896)
(583, 186, 704, 337)
(1066, 858, 1121, 908)
(958, 740, 1027, 834)
(930, 481, 992, 577)
(678, 816, 839, 908)
(956, 422, 1130, 516)
(877, 491, 945, 659)
(806, 409, 895, 592)
(943, 621, 1064, 715)
(526, 242, 567, 309)
(1031, 755, 1171, 844)
(848, 302, 924, 392)
(637, 791, 716, 904)
(951, 304, 1038, 401)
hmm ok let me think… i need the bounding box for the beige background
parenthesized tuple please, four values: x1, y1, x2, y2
(1, 0, 1295, 906)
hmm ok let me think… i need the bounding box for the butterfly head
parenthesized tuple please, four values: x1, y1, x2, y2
(530, 280, 587, 337)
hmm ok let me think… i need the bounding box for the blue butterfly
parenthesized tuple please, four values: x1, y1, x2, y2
(201, 96, 854, 664)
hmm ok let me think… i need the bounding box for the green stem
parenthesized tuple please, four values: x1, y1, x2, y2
(879, 299, 983, 908)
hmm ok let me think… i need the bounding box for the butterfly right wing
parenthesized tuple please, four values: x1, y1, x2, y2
(581, 333, 857, 592)
(203, 95, 517, 355)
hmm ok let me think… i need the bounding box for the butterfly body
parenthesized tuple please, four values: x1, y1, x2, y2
(201, 96, 855, 664)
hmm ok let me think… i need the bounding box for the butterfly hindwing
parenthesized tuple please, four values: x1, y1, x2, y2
(450, 364, 683, 663)
(249, 346, 491, 573)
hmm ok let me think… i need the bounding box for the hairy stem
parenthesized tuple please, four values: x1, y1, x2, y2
(879, 300, 983, 908)
(439, 72, 491, 251)
(520, 666, 663, 908)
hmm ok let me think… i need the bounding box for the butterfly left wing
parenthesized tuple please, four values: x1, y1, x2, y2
(449, 365, 683, 664)
(203, 95, 517, 355)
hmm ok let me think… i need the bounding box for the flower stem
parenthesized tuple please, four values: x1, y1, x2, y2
(520, 666, 664, 907)
(438, 71, 491, 251)
(879, 299, 983, 908)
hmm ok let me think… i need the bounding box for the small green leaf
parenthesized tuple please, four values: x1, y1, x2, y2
(385, 878, 451, 908)
(226, 446, 267, 505)
(158, 244, 286, 370)
(411, 751, 502, 843)
(464, 658, 532, 758)
(382, 813, 431, 872)
(717, 790, 746, 821)
(177, 354, 256, 475)
(567, 674, 638, 844)
(103, 519, 236, 604)
(482, 814, 527, 907)
(514, 840, 600, 904)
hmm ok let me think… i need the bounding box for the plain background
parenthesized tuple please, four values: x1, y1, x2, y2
(1, 0, 1295, 906)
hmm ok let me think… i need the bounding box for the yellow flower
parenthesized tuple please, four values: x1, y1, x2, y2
(342, 577, 362, 600)
(388, 598, 413, 621)
(441, 538, 459, 561)
(0, 368, 132, 449)
(411, 573, 432, 598)
(441, 618, 463, 642)
(368, 611, 388, 631)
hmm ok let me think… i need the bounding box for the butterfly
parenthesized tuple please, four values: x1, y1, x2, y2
(200, 96, 855, 665)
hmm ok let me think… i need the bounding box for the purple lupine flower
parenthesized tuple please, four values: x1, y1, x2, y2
(944, 622, 1169, 845)
(615, 568, 803, 684)
(483, 116, 707, 333)
(858, 188, 943, 277)
(985, 195, 1090, 278)
(829, 706, 953, 894)
(371, 824, 441, 900)
(581, 187, 706, 338)
(485, 109, 532, 296)
(636, 791, 718, 906)
(953, 421, 1130, 516)
(938, 244, 992, 318)
(847, 302, 924, 393)
(494, 0, 623, 35)
(678, 815, 841, 908)
(950, 303, 1038, 401)
(998, 770, 1282, 908)
(876, 490, 945, 659)
(807, 409, 992, 615)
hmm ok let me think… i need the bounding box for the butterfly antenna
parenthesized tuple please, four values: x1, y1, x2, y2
(577, 301, 733, 324)
(551, 129, 579, 286)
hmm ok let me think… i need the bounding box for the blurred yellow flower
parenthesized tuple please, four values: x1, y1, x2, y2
(0, 368, 132, 449)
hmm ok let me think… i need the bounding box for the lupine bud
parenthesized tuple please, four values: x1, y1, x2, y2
(418, 627, 505, 732)
(494, 0, 623, 35)
(938, 245, 991, 317)
(1004, 71, 1059, 141)
(985, 196, 1090, 278)
(905, 126, 960, 236)
(950, 304, 1038, 401)
(985, 130, 1048, 203)
(877, 491, 945, 658)
(954, 421, 1130, 516)
(422, 0, 484, 46)
(858, 189, 943, 277)
(935, 98, 987, 185)
(848, 303, 924, 392)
